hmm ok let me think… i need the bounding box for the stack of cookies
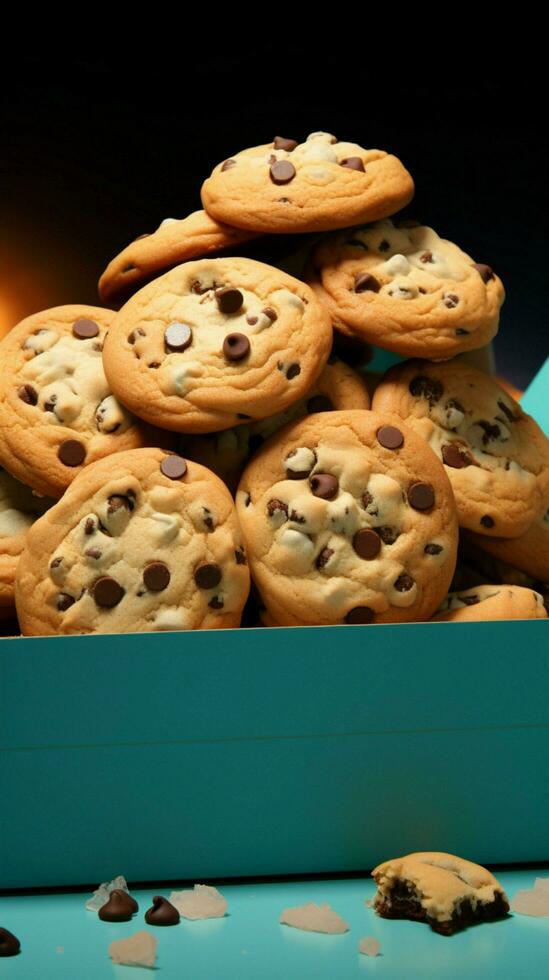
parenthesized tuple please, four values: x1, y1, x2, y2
(1, 131, 548, 634)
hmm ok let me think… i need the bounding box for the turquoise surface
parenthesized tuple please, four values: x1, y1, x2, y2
(1, 870, 548, 979)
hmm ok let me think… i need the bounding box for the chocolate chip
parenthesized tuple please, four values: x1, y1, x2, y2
(194, 563, 222, 590)
(286, 362, 300, 380)
(497, 400, 517, 422)
(378, 240, 390, 252)
(191, 280, 208, 294)
(378, 526, 399, 545)
(93, 576, 125, 608)
(340, 156, 365, 171)
(460, 594, 480, 606)
(235, 547, 247, 565)
(18, 384, 38, 405)
(480, 515, 495, 528)
(144, 561, 171, 592)
(0, 928, 21, 957)
(361, 491, 374, 509)
(442, 443, 471, 468)
(307, 394, 333, 413)
(108, 494, 134, 515)
(316, 547, 334, 569)
(246, 315, 258, 325)
(145, 896, 180, 926)
(221, 159, 237, 171)
(270, 160, 296, 184)
(99, 889, 138, 922)
(394, 573, 414, 592)
(408, 482, 435, 511)
(208, 595, 224, 610)
(85, 517, 96, 535)
(277, 361, 284, 371)
(244, 492, 251, 507)
(262, 307, 277, 322)
(44, 394, 57, 413)
(278, 197, 291, 203)
(85, 548, 102, 559)
(58, 439, 86, 467)
(424, 543, 443, 555)
(50, 556, 63, 569)
(309, 473, 338, 500)
(353, 528, 381, 560)
(443, 293, 459, 308)
(273, 135, 298, 151)
(223, 333, 250, 360)
(165, 322, 192, 351)
(73, 318, 99, 339)
(57, 593, 75, 612)
(409, 375, 444, 402)
(267, 499, 288, 518)
(160, 455, 187, 480)
(472, 263, 494, 283)
(289, 508, 306, 524)
(478, 420, 502, 444)
(345, 606, 374, 624)
(377, 425, 404, 450)
(420, 250, 434, 263)
(148, 362, 160, 369)
(354, 272, 380, 293)
(216, 286, 244, 314)
(128, 328, 145, 344)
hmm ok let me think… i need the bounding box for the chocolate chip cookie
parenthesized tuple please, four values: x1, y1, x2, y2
(464, 504, 549, 583)
(179, 359, 370, 492)
(308, 219, 505, 358)
(103, 258, 333, 433)
(16, 449, 250, 635)
(236, 410, 458, 627)
(373, 360, 549, 537)
(201, 132, 414, 234)
(0, 469, 54, 612)
(432, 584, 547, 622)
(372, 852, 510, 935)
(98, 210, 257, 306)
(0, 306, 152, 498)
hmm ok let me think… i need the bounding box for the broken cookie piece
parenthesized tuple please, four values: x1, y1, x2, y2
(372, 851, 509, 936)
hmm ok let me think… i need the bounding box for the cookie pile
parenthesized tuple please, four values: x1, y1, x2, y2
(1, 131, 547, 633)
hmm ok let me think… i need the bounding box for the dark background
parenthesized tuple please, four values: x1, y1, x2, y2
(1, 48, 547, 389)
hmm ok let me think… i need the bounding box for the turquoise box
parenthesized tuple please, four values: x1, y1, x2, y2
(1, 358, 548, 889)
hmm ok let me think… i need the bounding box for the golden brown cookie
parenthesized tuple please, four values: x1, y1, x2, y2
(236, 410, 458, 627)
(308, 219, 505, 358)
(431, 584, 547, 622)
(16, 449, 250, 636)
(0, 469, 54, 610)
(0, 306, 153, 498)
(179, 359, 370, 492)
(372, 852, 510, 935)
(463, 505, 549, 583)
(201, 132, 414, 234)
(372, 360, 549, 537)
(103, 258, 332, 434)
(98, 210, 258, 306)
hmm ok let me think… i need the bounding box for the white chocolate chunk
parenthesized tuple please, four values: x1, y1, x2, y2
(279, 902, 349, 934)
(108, 931, 157, 968)
(169, 884, 227, 920)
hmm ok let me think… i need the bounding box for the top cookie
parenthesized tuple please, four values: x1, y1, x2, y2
(103, 257, 333, 434)
(0, 306, 151, 498)
(373, 360, 549, 537)
(98, 210, 258, 307)
(201, 132, 414, 234)
(308, 219, 505, 358)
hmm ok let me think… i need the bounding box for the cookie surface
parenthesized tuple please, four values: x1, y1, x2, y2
(373, 360, 549, 537)
(308, 219, 504, 358)
(98, 210, 258, 306)
(179, 359, 370, 492)
(16, 449, 250, 635)
(432, 584, 547, 622)
(236, 410, 458, 627)
(103, 258, 333, 433)
(0, 306, 152, 498)
(372, 852, 509, 935)
(0, 469, 54, 608)
(201, 132, 414, 234)
(464, 505, 549, 583)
